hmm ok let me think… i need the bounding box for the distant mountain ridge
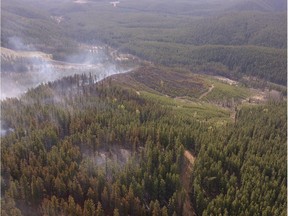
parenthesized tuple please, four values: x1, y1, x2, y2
(1, 0, 286, 85)
(180, 12, 287, 48)
(228, 0, 287, 12)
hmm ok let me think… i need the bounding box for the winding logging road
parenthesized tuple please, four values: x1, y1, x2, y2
(199, 84, 215, 99)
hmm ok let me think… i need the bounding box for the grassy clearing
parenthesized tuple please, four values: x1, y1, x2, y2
(140, 90, 231, 124)
(201, 77, 251, 103)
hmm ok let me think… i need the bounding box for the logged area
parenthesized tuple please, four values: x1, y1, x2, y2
(1, 0, 287, 215)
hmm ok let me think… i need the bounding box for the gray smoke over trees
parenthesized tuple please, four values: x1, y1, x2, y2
(1, 37, 136, 100)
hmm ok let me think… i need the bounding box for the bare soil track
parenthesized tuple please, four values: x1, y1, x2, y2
(182, 150, 196, 216)
(199, 84, 214, 99)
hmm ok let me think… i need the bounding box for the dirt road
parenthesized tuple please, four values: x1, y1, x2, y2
(199, 84, 214, 99)
(184, 150, 195, 164)
(182, 150, 196, 216)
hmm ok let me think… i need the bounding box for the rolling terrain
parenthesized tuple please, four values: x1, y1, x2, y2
(1, 66, 286, 215)
(0, 0, 287, 215)
(1, 0, 287, 84)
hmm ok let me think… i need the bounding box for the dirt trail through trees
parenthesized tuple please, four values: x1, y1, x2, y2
(184, 150, 195, 164)
(199, 84, 214, 99)
(182, 150, 196, 216)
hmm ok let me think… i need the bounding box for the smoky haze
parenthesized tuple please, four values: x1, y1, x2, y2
(0, 37, 136, 100)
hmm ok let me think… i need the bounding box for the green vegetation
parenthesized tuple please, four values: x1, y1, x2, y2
(113, 66, 233, 123)
(1, 0, 286, 215)
(192, 103, 287, 215)
(140, 91, 231, 124)
(122, 43, 286, 85)
(1, 72, 286, 215)
(178, 12, 287, 48)
(129, 66, 208, 99)
(1, 0, 286, 85)
(202, 78, 251, 105)
(1, 0, 79, 60)
(54, 2, 286, 84)
(1, 74, 210, 215)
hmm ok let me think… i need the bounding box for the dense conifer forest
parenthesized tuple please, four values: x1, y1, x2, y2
(192, 103, 287, 215)
(1, 73, 286, 215)
(1, 0, 287, 215)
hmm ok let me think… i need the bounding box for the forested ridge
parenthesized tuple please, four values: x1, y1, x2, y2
(1, 0, 287, 215)
(122, 43, 286, 85)
(1, 74, 203, 215)
(1, 0, 287, 85)
(1, 72, 286, 215)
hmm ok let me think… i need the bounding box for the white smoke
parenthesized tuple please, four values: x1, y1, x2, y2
(7, 36, 35, 51)
(1, 39, 135, 100)
(0, 120, 14, 137)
